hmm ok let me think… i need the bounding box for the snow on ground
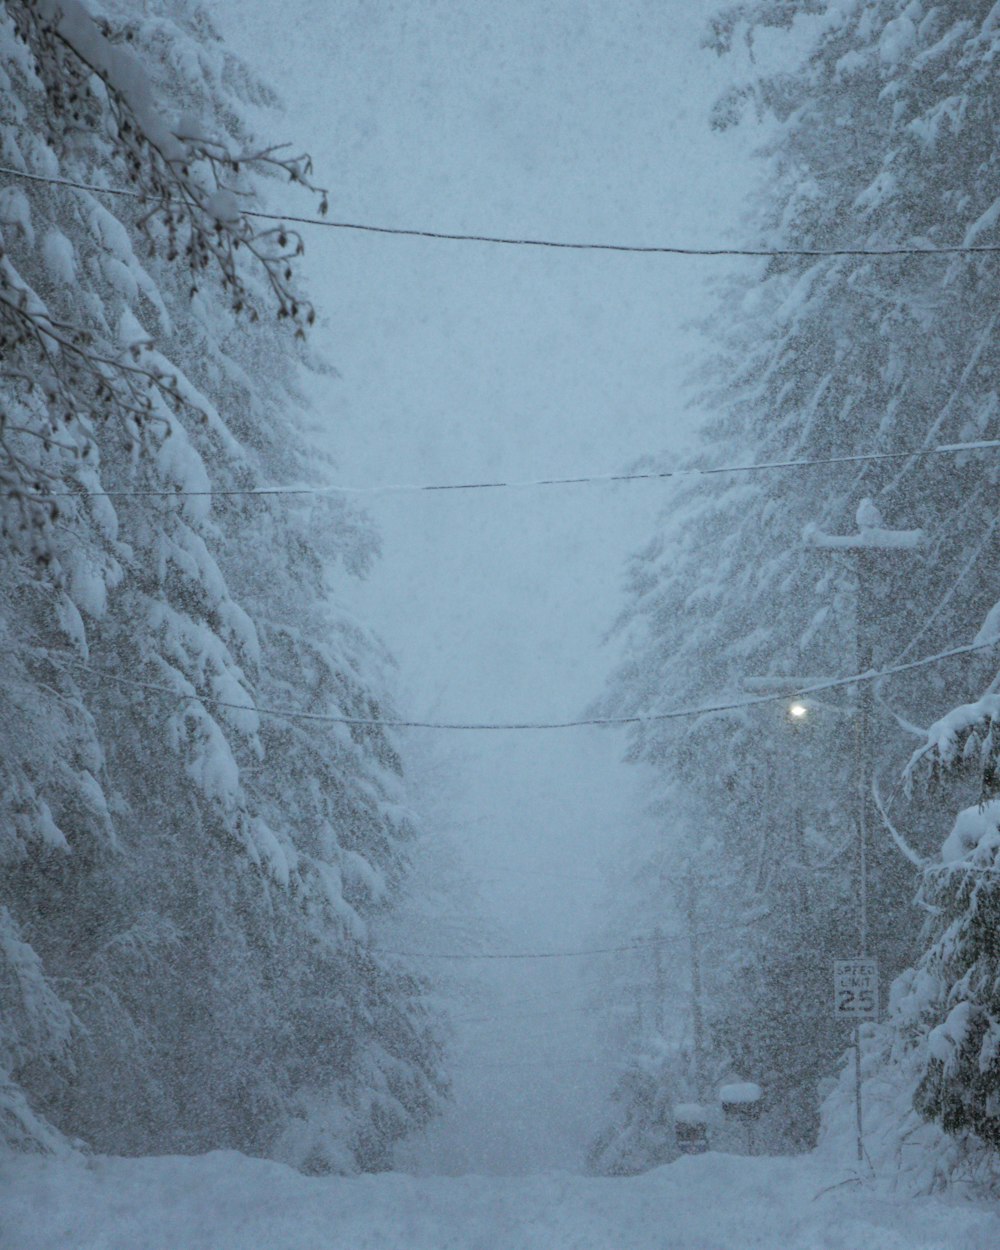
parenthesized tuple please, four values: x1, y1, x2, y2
(3, 1148, 998, 1250)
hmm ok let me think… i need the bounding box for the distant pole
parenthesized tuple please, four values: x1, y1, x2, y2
(653, 924, 666, 1036)
(686, 870, 707, 1100)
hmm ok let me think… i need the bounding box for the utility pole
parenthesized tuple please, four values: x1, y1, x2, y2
(805, 499, 924, 1164)
(685, 869, 707, 1101)
(653, 924, 666, 1037)
(854, 549, 874, 961)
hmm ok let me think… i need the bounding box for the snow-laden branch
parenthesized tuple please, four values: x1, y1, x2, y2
(907, 694, 1000, 776)
(872, 773, 926, 868)
(10, 0, 325, 330)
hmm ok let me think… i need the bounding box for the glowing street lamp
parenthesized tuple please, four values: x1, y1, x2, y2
(787, 700, 809, 722)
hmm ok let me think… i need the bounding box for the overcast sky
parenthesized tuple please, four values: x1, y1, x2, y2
(217, 0, 765, 1172)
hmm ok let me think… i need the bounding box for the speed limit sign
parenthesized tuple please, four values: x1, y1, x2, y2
(833, 959, 879, 1020)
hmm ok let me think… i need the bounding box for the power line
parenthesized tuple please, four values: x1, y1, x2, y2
(479, 865, 606, 884)
(3, 163, 1000, 258)
(373, 933, 687, 962)
(378, 908, 783, 962)
(458, 1055, 624, 1070)
(455, 1004, 598, 1024)
(456, 977, 615, 1009)
(26, 440, 1000, 502)
(62, 634, 1000, 732)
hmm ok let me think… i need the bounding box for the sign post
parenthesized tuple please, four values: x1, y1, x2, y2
(720, 1082, 763, 1155)
(834, 958, 879, 1163)
(673, 1103, 709, 1155)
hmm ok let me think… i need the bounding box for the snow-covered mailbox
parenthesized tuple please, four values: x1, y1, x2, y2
(673, 1103, 709, 1155)
(719, 1082, 763, 1153)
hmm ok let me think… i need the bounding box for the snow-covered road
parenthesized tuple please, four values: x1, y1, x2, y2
(3, 1149, 997, 1250)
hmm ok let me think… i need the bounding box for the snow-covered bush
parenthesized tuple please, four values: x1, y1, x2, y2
(818, 857, 1000, 1196)
(587, 1045, 681, 1176)
(819, 724, 1000, 1190)
(910, 803, 1000, 1146)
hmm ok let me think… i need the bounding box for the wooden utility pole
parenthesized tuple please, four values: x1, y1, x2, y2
(806, 503, 923, 955)
(653, 924, 666, 1036)
(685, 870, 707, 1100)
(805, 499, 924, 1164)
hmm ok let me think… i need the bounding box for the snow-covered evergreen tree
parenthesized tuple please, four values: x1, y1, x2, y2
(910, 799, 1000, 1148)
(587, 803, 737, 1173)
(820, 702, 1000, 1190)
(596, 0, 999, 1156)
(0, 0, 446, 1167)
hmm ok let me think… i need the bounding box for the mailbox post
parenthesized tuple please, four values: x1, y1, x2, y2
(720, 1082, 763, 1155)
(673, 1103, 709, 1155)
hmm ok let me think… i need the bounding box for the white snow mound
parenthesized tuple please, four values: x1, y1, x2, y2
(2, 1148, 999, 1250)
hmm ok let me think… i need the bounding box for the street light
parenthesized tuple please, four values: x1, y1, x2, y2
(787, 700, 810, 722)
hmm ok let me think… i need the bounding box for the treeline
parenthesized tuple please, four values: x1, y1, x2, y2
(591, 0, 1000, 1187)
(0, 0, 446, 1169)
